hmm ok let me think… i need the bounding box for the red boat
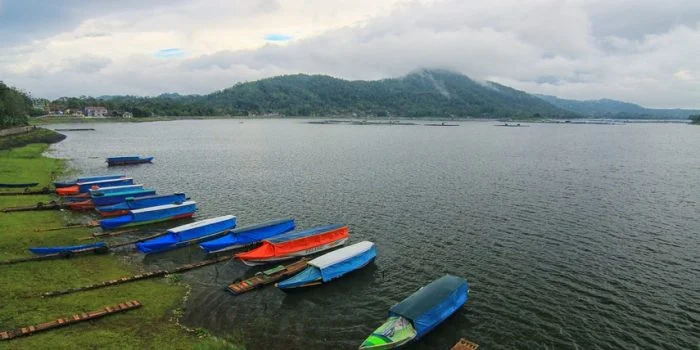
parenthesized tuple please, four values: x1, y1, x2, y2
(235, 224, 349, 266)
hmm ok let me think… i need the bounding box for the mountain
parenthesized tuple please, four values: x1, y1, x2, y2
(201, 69, 577, 118)
(536, 94, 699, 119)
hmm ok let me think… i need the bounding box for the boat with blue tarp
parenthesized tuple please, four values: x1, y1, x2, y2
(106, 156, 153, 166)
(135, 215, 237, 254)
(89, 184, 144, 196)
(359, 274, 469, 349)
(56, 178, 134, 196)
(277, 241, 376, 290)
(90, 188, 157, 207)
(99, 200, 197, 230)
(53, 174, 124, 188)
(199, 218, 296, 254)
(96, 193, 187, 217)
(29, 242, 107, 255)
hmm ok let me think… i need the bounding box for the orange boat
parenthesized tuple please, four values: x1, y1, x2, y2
(235, 224, 349, 266)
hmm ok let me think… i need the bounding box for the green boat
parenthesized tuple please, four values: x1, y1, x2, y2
(359, 275, 469, 349)
(359, 316, 417, 349)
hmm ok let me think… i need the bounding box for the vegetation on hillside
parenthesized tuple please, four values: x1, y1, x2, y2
(0, 81, 39, 129)
(689, 114, 700, 124)
(45, 70, 577, 119)
(537, 94, 700, 119)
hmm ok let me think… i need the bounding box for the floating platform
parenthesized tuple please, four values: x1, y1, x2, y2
(53, 128, 95, 131)
(0, 300, 141, 341)
(227, 258, 308, 295)
(451, 338, 479, 350)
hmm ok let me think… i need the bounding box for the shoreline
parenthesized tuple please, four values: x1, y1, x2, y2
(0, 133, 239, 348)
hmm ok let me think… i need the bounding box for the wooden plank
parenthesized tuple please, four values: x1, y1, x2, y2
(1, 201, 66, 213)
(0, 300, 141, 341)
(0, 187, 51, 196)
(451, 338, 479, 350)
(227, 258, 308, 295)
(42, 255, 234, 297)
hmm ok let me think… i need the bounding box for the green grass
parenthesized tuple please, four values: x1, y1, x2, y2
(0, 144, 242, 349)
(0, 128, 66, 151)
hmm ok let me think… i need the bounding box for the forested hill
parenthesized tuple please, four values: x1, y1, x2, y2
(202, 70, 577, 118)
(536, 94, 700, 119)
(0, 82, 35, 129)
(48, 70, 578, 118)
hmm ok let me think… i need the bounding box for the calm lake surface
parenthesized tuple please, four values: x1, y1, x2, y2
(48, 120, 699, 349)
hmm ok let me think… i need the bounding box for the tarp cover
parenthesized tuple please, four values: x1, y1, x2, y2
(136, 215, 235, 254)
(91, 189, 157, 206)
(131, 201, 197, 222)
(96, 193, 186, 212)
(54, 174, 123, 187)
(277, 241, 376, 289)
(90, 184, 144, 195)
(389, 274, 468, 339)
(235, 224, 348, 260)
(77, 178, 133, 193)
(100, 200, 197, 230)
(199, 218, 295, 253)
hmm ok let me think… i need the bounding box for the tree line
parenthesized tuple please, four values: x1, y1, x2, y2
(0, 82, 34, 129)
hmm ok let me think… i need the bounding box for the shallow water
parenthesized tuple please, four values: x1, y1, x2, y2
(49, 120, 700, 349)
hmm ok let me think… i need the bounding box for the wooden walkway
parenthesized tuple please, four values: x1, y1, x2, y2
(42, 255, 234, 297)
(0, 300, 141, 341)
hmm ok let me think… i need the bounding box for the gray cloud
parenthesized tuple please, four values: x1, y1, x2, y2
(1, 0, 699, 108)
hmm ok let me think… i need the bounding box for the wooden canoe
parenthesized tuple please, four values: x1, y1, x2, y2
(227, 258, 308, 295)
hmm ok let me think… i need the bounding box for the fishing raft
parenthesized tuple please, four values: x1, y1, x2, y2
(227, 258, 308, 295)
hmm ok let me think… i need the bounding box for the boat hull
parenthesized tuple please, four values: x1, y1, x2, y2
(136, 215, 237, 254)
(100, 212, 194, 230)
(199, 218, 295, 254)
(107, 156, 153, 166)
(359, 316, 417, 350)
(240, 238, 348, 266)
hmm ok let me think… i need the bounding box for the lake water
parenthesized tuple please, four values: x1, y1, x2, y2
(48, 119, 699, 349)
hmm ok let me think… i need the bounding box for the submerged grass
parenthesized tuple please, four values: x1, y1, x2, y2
(0, 144, 241, 349)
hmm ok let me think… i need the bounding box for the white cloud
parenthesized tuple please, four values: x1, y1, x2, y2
(0, 0, 698, 108)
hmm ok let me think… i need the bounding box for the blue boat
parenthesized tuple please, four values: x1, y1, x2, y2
(100, 200, 197, 230)
(199, 218, 296, 254)
(107, 156, 154, 166)
(89, 184, 144, 196)
(29, 242, 107, 255)
(135, 215, 237, 254)
(91, 188, 157, 206)
(96, 193, 187, 217)
(53, 174, 124, 188)
(277, 241, 376, 290)
(359, 275, 469, 349)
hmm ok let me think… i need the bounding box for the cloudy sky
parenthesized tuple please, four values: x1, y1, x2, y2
(1, 0, 699, 108)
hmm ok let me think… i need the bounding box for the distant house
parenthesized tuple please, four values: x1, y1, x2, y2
(84, 106, 108, 117)
(122, 112, 133, 118)
(48, 104, 63, 115)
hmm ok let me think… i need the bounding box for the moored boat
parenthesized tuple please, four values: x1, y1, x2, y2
(136, 215, 237, 254)
(96, 193, 187, 217)
(91, 188, 157, 207)
(89, 184, 144, 196)
(56, 178, 134, 196)
(53, 174, 124, 188)
(99, 200, 197, 230)
(227, 258, 309, 295)
(106, 156, 153, 166)
(235, 224, 349, 266)
(29, 242, 107, 255)
(199, 218, 296, 254)
(276, 241, 376, 290)
(359, 274, 469, 349)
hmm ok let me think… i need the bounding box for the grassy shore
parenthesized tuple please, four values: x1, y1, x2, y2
(0, 143, 240, 349)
